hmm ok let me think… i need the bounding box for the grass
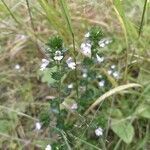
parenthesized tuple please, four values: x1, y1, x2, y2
(0, 0, 150, 149)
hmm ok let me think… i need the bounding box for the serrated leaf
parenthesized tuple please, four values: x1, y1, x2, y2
(39, 66, 57, 85)
(111, 119, 134, 144)
(52, 71, 62, 80)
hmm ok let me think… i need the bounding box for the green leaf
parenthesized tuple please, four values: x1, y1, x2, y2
(39, 66, 57, 85)
(135, 104, 150, 119)
(0, 120, 12, 133)
(111, 119, 134, 144)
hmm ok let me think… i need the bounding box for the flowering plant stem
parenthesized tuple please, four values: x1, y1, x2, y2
(59, 0, 79, 100)
(57, 61, 61, 114)
(72, 35, 79, 100)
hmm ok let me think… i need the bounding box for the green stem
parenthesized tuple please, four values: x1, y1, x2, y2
(56, 61, 61, 115)
(139, 0, 148, 37)
(1, 0, 21, 25)
(59, 0, 79, 100)
(72, 34, 79, 100)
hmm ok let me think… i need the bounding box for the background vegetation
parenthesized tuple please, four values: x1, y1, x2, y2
(0, 0, 150, 149)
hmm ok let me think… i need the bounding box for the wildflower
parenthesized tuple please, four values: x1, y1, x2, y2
(98, 80, 105, 87)
(85, 32, 90, 38)
(35, 122, 41, 130)
(111, 65, 116, 69)
(53, 50, 63, 61)
(108, 69, 113, 75)
(40, 59, 49, 71)
(68, 83, 73, 89)
(80, 42, 91, 57)
(113, 71, 120, 79)
(71, 103, 78, 110)
(82, 73, 87, 78)
(15, 64, 20, 70)
(66, 57, 76, 70)
(95, 127, 103, 137)
(98, 38, 112, 48)
(97, 75, 103, 79)
(96, 54, 104, 63)
(45, 144, 52, 150)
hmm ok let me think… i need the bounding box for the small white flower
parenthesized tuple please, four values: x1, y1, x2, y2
(35, 122, 41, 130)
(85, 32, 90, 38)
(15, 64, 20, 70)
(95, 127, 103, 136)
(96, 54, 104, 63)
(108, 69, 113, 75)
(82, 73, 87, 78)
(97, 75, 103, 79)
(54, 50, 63, 61)
(71, 103, 78, 110)
(80, 42, 91, 57)
(45, 144, 52, 150)
(66, 57, 76, 70)
(113, 71, 120, 79)
(40, 59, 49, 71)
(98, 38, 112, 48)
(98, 42, 105, 48)
(68, 83, 73, 89)
(111, 65, 116, 69)
(98, 80, 105, 87)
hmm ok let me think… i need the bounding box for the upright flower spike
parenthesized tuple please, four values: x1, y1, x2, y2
(80, 42, 92, 57)
(66, 57, 76, 70)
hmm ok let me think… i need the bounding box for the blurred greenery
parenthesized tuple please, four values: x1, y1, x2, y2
(0, 0, 149, 149)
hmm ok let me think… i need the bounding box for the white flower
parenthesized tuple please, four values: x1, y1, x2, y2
(15, 64, 20, 70)
(85, 32, 90, 38)
(68, 83, 73, 89)
(35, 122, 41, 130)
(40, 59, 49, 71)
(111, 65, 116, 69)
(98, 38, 112, 48)
(66, 57, 76, 70)
(71, 103, 78, 110)
(82, 73, 87, 78)
(113, 71, 120, 79)
(98, 80, 105, 87)
(97, 75, 102, 79)
(54, 50, 63, 61)
(45, 144, 52, 150)
(96, 54, 104, 63)
(95, 127, 103, 136)
(98, 41, 105, 48)
(108, 69, 113, 75)
(80, 42, 91, 57)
